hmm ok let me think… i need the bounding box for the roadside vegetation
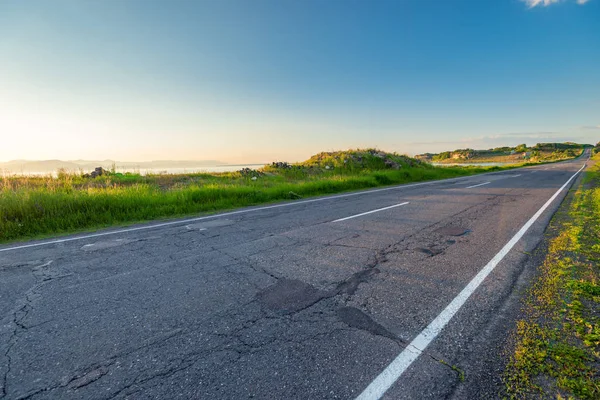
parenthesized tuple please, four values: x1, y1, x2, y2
(504, 149, 600, 399)
(0, 148, 580, 243)
(417, 142, 585, 164)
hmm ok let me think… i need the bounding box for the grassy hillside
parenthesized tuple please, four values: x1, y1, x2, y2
(1, 149, 504, 243)
(416, 142, 586, 164)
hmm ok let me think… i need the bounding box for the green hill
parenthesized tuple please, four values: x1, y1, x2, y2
(415, 142, 586, 164)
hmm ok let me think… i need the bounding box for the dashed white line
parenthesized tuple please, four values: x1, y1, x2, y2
(354, 163, 586, 400)
(332, 202, 410, 222)
(465, 182, 490, 189)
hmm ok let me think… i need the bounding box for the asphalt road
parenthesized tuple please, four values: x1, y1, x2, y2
(0, 151, 590, 399)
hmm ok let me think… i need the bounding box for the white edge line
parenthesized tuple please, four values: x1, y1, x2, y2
(465, 181, 491, 189)
(333, 202, 409, 222)
(0, 161, 579, 253)
(355, 163, 586, 400)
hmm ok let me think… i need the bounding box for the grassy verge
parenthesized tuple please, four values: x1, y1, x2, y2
(0, 149, 575, 244)
(433, 148, 585, 165)
(504, 154, 600, 399)
(429, 144, 585, 164)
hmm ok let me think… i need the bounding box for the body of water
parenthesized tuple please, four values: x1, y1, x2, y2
(1, 164, 267, 177)
(121, 164, 268, 175)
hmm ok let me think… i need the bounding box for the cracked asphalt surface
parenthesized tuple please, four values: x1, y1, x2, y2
(0, 153, 589, 399)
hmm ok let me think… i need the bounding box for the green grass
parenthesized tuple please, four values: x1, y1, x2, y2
(433, 148, 584, 164)
(504, 153, 600, 399)
(0, 148, 576, 243)
(428, 143, 585, 164)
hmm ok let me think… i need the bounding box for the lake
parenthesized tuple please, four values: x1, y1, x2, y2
(1, 164, 268, 177)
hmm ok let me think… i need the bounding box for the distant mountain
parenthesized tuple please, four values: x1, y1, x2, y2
(0, 159, 226, 174)
(0, 160, 82, 173)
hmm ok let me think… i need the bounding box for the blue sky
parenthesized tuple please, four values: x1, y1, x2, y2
(1, 0, 599, 162)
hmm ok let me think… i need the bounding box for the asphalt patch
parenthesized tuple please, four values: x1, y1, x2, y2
(256, 279, 330, 314)
(336, 268, 380, 295)
(416, 247, 443, 257)
(435, 227, 471, 236)
(337, 306, 399, 342)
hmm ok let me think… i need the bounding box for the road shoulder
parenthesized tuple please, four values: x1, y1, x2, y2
(448, 158, 596, 399)
(503, 155, 600, 399)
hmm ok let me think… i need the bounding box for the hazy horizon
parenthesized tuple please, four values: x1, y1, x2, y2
(0, 158, 267, 175)
(1, 0, 599, 162)
(0, 138, 593, 165)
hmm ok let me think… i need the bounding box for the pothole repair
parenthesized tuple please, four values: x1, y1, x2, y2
(336, 268, 380, 295)
(416, 247, 443, 257)
(337, 306, 400, 343)
(256, 267, 380, 314)
(435, 227, 471, 236)
(256, 279, 330, 314)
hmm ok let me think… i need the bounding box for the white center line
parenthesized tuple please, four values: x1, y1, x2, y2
(333, 202, 409, 222)
(465, 181, 490, 189)
(354, 163, 586, 400)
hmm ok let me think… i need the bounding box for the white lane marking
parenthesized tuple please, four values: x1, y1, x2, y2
(465, 182, 490, 189)
(332, 202, 410, 222)
(494, 174, 522, 179)
(186, 225, 207, 231)
(35, 260, 54, 269)
(355, 163, 586, 400)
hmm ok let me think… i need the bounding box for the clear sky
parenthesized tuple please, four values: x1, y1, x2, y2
(1, 0, 599, 163)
